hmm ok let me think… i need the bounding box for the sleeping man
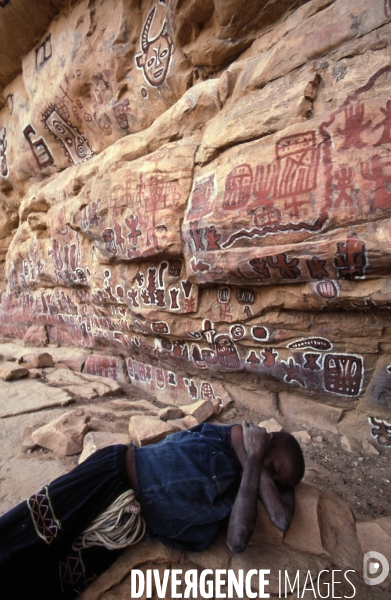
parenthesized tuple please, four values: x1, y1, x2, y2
(0, 420, 304, 599)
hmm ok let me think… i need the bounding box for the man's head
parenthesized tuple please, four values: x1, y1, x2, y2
(262, 431, 305, 489)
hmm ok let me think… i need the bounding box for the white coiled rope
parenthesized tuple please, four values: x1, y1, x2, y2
(72, 489, 146, 551)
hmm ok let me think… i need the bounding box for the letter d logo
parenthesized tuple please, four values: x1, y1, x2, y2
(363, 551, 389, 586)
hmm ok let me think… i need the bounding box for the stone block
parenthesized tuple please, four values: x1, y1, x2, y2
(292, 430, 312, 444)
(45, 369, 121, 399)
(22, 325, 48, 347)
(0, 362, 29, 381)
(283, 483, 324, 556)
(53, 362, 70, 370)
(312, 436, 323, 444)
(279, 393, 344, 433)
(27, 369, 41, 379)
(0, 379, 72, 417)
(362, 438, 380, 456)
(249, 501, 284, 546)
(337, 411, 374, 445)
(340, 435, 362, 454)
(180, 399, 214, 423)
(47, 347, 90, 372)
(224, 383, 277, 418)
(168, 415, 198, 430)
(158, 406, 184, 421)
(258, 418, 283, 432)
(87, 417, 128, 436)
(128, 416, 179, 447)
(317, 492, 362, 572)
(31, 408, 90, 455)
(22, 352, 54, 368)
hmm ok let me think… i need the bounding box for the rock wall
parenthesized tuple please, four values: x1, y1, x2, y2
(1, 0, 391, 449)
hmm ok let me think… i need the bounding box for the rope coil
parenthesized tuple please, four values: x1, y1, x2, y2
(72, 489, 146, 551)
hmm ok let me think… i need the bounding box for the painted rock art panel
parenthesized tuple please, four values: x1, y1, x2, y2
(6, 235, 48, 293)
(0, 0, 194, 193)
(42, 104, 94, 166)
(369, 416, 391, 447)
(72, 139, 197, 261)
(23, 124, 54, 170)
(126, 356, 225, 408)
(183, 69, 391, 286)
(83, 354, 124, 383)
(135, 6, 173, 89)
(47, 202, 91, 289)
(2, 0, 391, 428)
(89, 259, 198, 316)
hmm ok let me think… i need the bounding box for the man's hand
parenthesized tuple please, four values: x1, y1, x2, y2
(242, 421, 272, 459)
(227, 421, 270, 554)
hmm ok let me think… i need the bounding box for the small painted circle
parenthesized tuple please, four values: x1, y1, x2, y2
(141, 87, 148, 98)
(252, 326, 268, 340)
(230, 324, 245, 341)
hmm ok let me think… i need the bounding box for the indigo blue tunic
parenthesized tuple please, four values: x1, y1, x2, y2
(133, 423, 242, 551)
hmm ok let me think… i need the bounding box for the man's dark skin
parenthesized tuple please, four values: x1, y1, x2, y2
(125, 420, 301, 555)
(227, 421, 298, 553)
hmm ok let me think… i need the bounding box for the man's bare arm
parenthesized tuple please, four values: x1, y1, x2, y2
(227, 423, 271, 553)
(258, 467, 295, 532)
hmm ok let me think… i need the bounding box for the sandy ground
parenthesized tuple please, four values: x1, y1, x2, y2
(0, 380, 390, 521)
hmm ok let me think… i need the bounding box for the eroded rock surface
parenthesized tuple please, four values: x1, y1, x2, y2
(0, 0, 391, 594)
(0, 1, 391, 454)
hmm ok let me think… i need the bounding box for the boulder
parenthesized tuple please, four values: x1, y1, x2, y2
(340, 434, 362, 454)
(0, 379, 72, 417)
(45, 369, 121, 399)
(27, 369, 41, 379)
(250, 502, 284, 546)
(258, 418, 283, 432)
(21, 352, 54, 368)
(128, 416, 179, 447)
(283, 483, 324, 556)
(168, 415, 198, 430)
(22, 325, 49, 347)
(362, 439, 380, 456)
(292, 430, 312, 444)
(86, 399, 158, 420)
(87, 417, 129, 436)
(337, 411, 374, 447)
(223, 384, 277, 418)
(180, 399, 214, 423)
(0, 362, 28, 381)
(47, 347, 90, 372)
(31, 409, 90, 455)
(317, 492, 362, 571)
(279, 393, 344, 433)
(158, 406, 185, 421)
(312, 436, 323, 444)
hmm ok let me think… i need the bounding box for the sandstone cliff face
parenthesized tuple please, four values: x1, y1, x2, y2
(1, 0, 391, 449)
